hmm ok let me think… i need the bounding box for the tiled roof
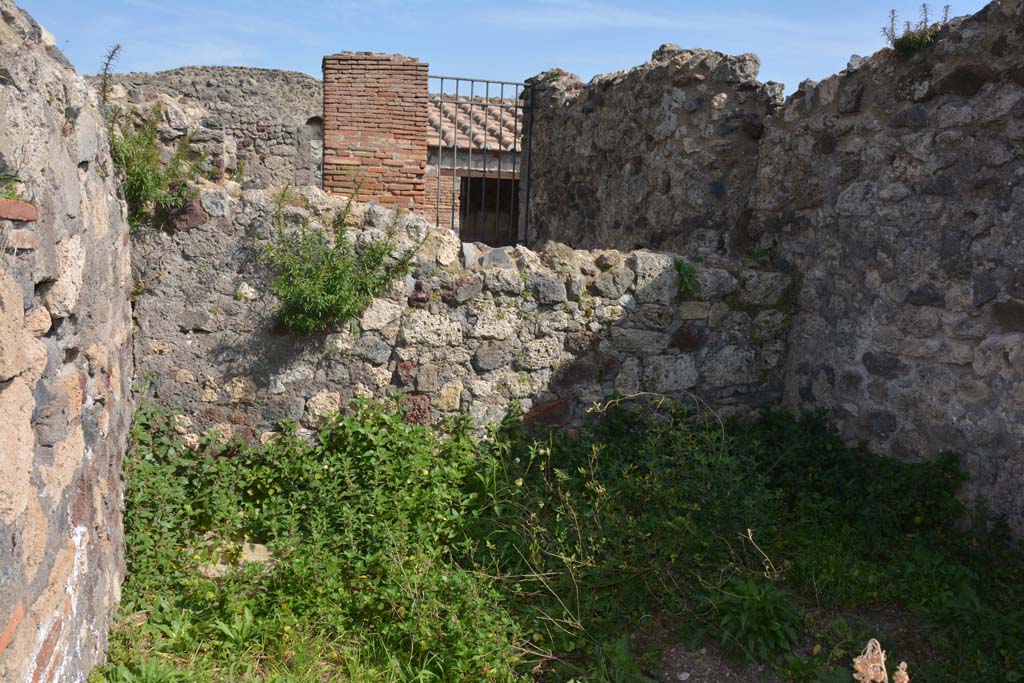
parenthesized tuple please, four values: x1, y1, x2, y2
(427, 98, 523, 152)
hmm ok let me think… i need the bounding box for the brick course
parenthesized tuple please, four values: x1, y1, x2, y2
(423, 168, 461, 228)
(322, 53, 428, 208)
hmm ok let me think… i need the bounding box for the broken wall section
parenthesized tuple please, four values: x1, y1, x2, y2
(131, 184, 794, 441)
(100, 66, 324, 188)
(524, 48, 782, 255)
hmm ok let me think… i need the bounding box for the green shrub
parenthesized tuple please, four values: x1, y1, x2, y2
(730, 411, 1024, 682)
(101, 400, 526, 683)
(102, 659, 186, 683)
(99, 45, 204, 228)
(468, 399, 779, 679)
(694, 576, 803, 664)
(108, 108, 205, 227)
(882, 4, 951, 57)
(262, 193, 413, 334)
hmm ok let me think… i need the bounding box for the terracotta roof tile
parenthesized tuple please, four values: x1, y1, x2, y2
(427, 97, 523, 152)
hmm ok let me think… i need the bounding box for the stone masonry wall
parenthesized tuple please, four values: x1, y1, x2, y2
(524, 0, 1024, 534)
(0, 3, 134, 681)
(100, 67, 323, 187)
(749, 0, 1024, 534)
(131, 184, 793, 441)
(322, 53, 428, 208)
(524, 49, 783, 255)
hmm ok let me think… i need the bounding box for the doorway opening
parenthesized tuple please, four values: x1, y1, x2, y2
(458, 176, 520, 246)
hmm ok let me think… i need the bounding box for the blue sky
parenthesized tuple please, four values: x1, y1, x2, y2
(22, 1, 988, 92)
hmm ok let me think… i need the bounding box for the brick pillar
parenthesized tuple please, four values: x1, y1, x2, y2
(322, 52, 428, 209)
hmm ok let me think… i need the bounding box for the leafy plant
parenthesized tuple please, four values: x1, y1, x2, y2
(262, 191, 413, 333)
(882, 4, 951, 57)
(108, 107, 205, 227)
(99, 46, 205, 228)
(468, 398, 778, 679)
(674, 258, 700, 300)
(100, 659, 186, 683)
(784, 654, 850, 683)
(103, 398, 1024, 683)
(590, 634, 653, 683)
(695, 576, 803, 664)
(99, 400, 526, 683)
(212, 607, 262, 653)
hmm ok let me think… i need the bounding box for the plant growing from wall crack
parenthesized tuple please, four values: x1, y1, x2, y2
(0, 172, 22, 200)
(99, 45, 205, 228)
(108, 108, 205, 227)
(262, 188, 414, 333)
(882, 4, 951, 57)
(674, 257, 701, 300)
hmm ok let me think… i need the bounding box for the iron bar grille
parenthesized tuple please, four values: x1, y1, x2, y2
(427, 75, 531, 247)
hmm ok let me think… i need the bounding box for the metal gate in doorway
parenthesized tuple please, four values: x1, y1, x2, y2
(426, 75, 532, 247)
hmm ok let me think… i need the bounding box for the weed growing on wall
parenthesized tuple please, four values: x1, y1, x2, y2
(96, 400, 1024, 683)
(262, 190, 413, 333)
(228, 159, 246, 184)
(882, 4, 951, 57)
(98, 44, 121, 112)
(0, 172, 21, 200)
(99, 45, 205, 228)
(674, 258, 700, 300)
(107, 109, 205, 227)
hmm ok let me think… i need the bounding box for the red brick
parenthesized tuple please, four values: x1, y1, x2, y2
(0, 199, 39, 222)
(401, 394, 431, 425)
(525, 399, 571, 427)
(5, 228, 38, 251)
(0, 602, 25, 657)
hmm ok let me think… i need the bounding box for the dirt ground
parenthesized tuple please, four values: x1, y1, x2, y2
(659, 642, 780, 683)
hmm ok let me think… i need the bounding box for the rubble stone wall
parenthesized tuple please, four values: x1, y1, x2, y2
(523, 49, 782, 256)
(750, 0, 1024, 534)
(101, 66, 324, 187)
(524, 0, 1024, 533)
(131, 185, 793, 441)
(0, 2, 134, 681)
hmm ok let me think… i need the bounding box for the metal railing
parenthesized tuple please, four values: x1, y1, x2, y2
(428, 75, 532, 246)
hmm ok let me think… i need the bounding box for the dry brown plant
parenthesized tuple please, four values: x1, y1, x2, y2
(852, 639, 909, 683)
